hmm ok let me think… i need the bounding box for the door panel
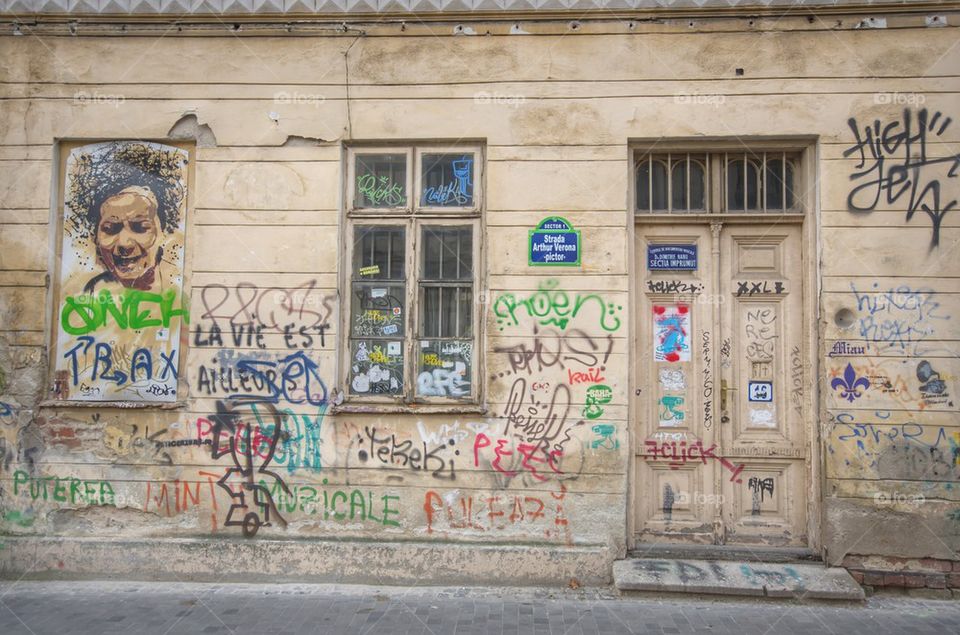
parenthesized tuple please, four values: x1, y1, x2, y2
(634, 222, 807, 547)
(720, 225, 806, 546)
(635, 225, 717, 544)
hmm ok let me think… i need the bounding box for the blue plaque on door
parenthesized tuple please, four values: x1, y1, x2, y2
(648, 244, 697, 270)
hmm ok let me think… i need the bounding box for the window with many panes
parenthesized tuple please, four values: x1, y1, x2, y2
(344, 145, 481, 405)
(634, 148, 801, 214)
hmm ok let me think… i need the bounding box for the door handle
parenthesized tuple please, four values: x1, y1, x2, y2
(721, 379, 730, 411)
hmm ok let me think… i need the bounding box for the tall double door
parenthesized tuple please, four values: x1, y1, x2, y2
(634, 221, 809, 546)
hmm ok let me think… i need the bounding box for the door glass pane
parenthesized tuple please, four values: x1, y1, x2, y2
(421, 153, 475, 207)
(355, 153, 407, 208)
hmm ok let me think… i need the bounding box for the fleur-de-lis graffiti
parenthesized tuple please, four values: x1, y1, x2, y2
(831, 363, 870, 402)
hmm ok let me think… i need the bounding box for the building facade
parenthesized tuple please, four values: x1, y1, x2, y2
(0, 0, 958, 589)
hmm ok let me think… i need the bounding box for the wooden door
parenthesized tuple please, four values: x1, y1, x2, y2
(634, 221, 807, 546)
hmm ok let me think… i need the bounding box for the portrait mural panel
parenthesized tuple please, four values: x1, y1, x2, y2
(53, 141, 190, 402)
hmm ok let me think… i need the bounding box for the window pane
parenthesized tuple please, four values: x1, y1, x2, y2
(350, 283, 405, 338)
(766, 160, 797, 209)
(421, 153, 474, 207)
(416, 340, 472, 398)
(689, 161, 706, 209)
(636, 160, 649, 211)
(422, 226, 472, 280)
(637, 159, 669, 211)
(423, 231, 442, 280)
(355, 153, 406, 208)
(727, 160, 743, 210)
(651, 161, 668, 210)
(785, 162, 795, 208)
(441, 287, 458, 337)
(350, 339, 403, 395)
(458, 287, 473, 338)
(420, 285, 472, 338)
(353, 226, 404, 280)
(727, 159, 760, 210)
(422, 286, 440, 338)
(671, 162, 687, 211)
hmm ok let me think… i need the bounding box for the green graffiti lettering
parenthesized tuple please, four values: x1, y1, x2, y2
(382, 495, 401, 527)
(492, 280, 621, 332)
(60, 288, 189, 336)
(12, 470, 27, 496)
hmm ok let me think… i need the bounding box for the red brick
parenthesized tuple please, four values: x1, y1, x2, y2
(952, 561, 960, 572)
(848, 570, 864, 584)
(841, 555, 863, 569)
(883, 573, 905, 587)
(925, 574, 946, 589)
(920, 558, 953, 573)
(903, 573, 926, 588)
(863, 571, 885, 586)
(947, 573, 960, 589)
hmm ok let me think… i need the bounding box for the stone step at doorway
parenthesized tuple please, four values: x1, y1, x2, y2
(614, 558, 865, 601)
(629, 543, 821, 564)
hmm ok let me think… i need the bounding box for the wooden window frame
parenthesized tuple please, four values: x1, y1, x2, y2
(340, 144, 484, 412)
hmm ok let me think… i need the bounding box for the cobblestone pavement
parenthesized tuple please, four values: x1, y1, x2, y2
(0, 581, 958, 634)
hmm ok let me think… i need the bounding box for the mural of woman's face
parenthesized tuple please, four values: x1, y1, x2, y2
(95, 188, 161, 288)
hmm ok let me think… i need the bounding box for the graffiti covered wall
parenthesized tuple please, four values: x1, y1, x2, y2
(0, 7, 957, 584)
(822, 104, 960, 569)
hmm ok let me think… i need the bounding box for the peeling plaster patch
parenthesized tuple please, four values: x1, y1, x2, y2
(167, 113, 217, 148)
(510, 24, 529, 35)
(926, 15, 947, 27)
(282, 135, 327, 147)
(268, 112, 280, 123)
(453, 25, 476, 36)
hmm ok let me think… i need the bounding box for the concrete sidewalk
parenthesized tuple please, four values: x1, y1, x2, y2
(0, 580, 958, 635)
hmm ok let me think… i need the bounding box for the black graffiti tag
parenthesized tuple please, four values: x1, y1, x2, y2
(209, 400, 292, 538)
(844, 108, 959, 248)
